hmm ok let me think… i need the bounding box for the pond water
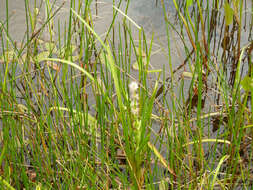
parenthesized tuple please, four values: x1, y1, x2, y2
(0, 0, 185, 70)
(1, 0, 251, 72)
(0, 0, 182, 147)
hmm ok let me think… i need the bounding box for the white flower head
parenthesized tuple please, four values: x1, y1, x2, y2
(129, 81, 138, 94)
(129, 81, 139, 116)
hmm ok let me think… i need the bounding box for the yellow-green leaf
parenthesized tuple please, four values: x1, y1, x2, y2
(224, 1, 234, 25)
(159, 179, 167, 190)
(241, 76, 253, 91)
(148, 142, 176, 177)
(186, 0, 194, 7)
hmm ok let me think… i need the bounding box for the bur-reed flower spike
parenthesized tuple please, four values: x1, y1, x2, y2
(129, 81, 139, 116)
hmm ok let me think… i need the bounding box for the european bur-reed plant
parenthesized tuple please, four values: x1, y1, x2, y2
(0, 0, 252, 189)
(124, 78, 159, 189)
(54, 7, 160, 189)
(126, 81, 144, 188)
(127, 81, 149, 188)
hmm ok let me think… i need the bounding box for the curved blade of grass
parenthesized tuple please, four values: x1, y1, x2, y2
(147, 69, 162, 73)
(243, 124, 253, 129)
(183, 139, 231, 147)
(49, 106, 97, 128)
(148, 142, 176, 177)
(211, 155, 230, 190)
(43, 58, 94, 81)
(71, 9, 106, 49)
(71, 8, 124, 111)
(188, 111, 225, 123)
(45, 57, 115, 111)
(113, 6, 141, 30)
(104, 44, 124, 110)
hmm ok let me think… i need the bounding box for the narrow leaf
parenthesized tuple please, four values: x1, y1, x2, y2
(43, 58, 94, 82)
(211, 155, 230, 190)
(241, 76, 253, 91)
(148, 142, 176, 177)
(224, 1, 234, 25)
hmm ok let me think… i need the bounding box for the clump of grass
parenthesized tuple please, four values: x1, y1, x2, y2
(0, 0, 252, 189)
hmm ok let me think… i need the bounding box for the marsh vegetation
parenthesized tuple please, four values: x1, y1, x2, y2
(0, 0, 252, 189)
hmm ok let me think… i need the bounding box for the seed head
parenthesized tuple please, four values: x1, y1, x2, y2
(129, 81, 139, 116)
(129, 81, 138, 94)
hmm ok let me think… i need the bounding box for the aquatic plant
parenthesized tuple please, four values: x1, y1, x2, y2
(0, 0, 252, 189)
